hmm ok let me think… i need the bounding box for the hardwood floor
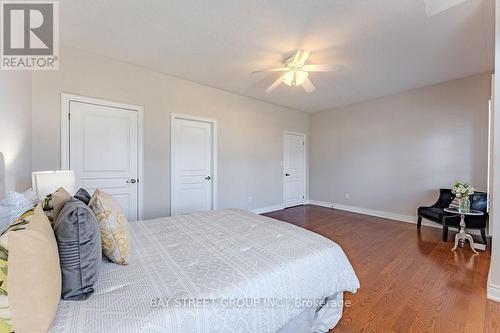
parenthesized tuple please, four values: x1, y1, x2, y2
(264, 205, 500, 333)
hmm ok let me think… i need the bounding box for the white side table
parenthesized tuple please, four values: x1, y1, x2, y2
(444, 207, 484, 254)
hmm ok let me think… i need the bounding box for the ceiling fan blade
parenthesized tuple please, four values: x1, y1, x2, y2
(293, 50, 311, 66)
(424, 0, 468, 17)
(252, 68, 289, 74)
(266, 74, 286, 93)
(302, 77, 316, 93)
(301, 64, 344, 72)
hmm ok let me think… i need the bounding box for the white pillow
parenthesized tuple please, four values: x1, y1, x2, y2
(0, 190, 38, 230)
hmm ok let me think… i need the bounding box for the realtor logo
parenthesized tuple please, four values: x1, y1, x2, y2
(1, 1, 59, 70)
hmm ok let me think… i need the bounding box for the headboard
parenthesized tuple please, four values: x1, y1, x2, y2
(0, 152, 5, 199)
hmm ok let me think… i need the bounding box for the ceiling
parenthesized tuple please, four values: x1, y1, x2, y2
(59, 0, 494, 113)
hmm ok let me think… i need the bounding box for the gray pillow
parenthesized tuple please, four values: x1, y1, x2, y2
(74, 188, 91, 205)
(54, 198, 102, 300)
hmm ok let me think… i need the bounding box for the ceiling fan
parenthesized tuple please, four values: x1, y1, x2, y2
(424, 0, 469, 17)
(253, 50, 344, 93)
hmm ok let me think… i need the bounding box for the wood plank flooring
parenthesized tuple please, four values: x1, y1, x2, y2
(264, 205, 500, 333)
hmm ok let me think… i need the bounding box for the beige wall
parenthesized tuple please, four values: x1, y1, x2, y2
(31, 47, 309, 219)
(310, 73, 490, 218)
(0, 72, 32, 196)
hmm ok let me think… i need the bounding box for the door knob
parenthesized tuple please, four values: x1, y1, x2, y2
(127, 179, 137, 184)
(205, 176, 211, 180)
(285, 173, 290, 176)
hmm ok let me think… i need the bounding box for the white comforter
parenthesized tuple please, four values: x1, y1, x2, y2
(50, 209, 359, 333)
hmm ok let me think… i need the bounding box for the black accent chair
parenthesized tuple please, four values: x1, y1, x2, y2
(417, 189, 455, 241)
(442, 192, 488, 245)
(417, 189, 489, 244)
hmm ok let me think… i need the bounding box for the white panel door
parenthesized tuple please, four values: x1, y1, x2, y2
(172, 117, 214, 215)
(69, 101, 139, 221)
(284, 133, 306, 208)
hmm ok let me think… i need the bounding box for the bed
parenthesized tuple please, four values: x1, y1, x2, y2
(49, 209, 359, 333)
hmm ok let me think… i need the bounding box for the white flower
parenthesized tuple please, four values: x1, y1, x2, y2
(452, 182, 475, 198)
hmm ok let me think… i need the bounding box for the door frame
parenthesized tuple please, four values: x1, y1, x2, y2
(60, 93, 144, 220)
(283, 131, 307, 208)
(170, 113, 218, 216)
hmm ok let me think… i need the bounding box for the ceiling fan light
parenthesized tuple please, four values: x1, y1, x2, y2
(283, 71, 295, 86)
(283, 71, 308, 87)
(294, 71, 308, 86)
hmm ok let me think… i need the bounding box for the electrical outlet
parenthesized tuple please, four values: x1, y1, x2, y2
(345, 193, 350, 200)
(247, 196, 253, 203)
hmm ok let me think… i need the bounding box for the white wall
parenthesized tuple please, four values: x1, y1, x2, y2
(0, 72, 32, 196)
(487, 0, 500, 303)
(31, 47, 309, 219)
(310, 73, 490, 218)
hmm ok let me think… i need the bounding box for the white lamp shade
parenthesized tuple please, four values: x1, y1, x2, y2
(32, 171, 76, 199)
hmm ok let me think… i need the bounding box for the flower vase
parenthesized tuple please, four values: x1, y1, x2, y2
(458, 197, 471, 214)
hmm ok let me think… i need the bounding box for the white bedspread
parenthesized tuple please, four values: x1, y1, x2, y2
(50, 209, 359, 333)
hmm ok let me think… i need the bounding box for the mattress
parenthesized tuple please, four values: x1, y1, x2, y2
(49, 209, 359, 333)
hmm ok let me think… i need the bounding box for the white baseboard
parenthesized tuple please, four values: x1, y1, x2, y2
(250, 200, 311, 214)
(306, 200, 484, 238)
(309, 200, 416, 223)
(487, 279, 500, 303)
(250, 204, 285, 215)
(307, 200, 332, 209)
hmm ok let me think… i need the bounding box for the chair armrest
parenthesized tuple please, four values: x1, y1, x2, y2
(417, 207, 433, 217)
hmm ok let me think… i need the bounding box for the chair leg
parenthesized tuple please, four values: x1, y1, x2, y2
(480, 228, 487, 245)
(442, 225, 448, 242)
(417, 216, 422, 229)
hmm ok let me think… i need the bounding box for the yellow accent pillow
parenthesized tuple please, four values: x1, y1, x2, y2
(89, 190, 130, 265)
(0, 205, 61, 333)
